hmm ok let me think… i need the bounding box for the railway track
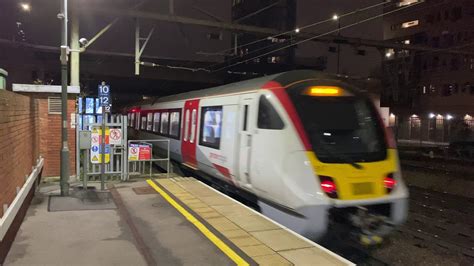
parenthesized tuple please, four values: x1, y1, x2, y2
(399, 186, 474, 260)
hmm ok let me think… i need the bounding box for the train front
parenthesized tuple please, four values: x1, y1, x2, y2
(286, 81, 409, 244)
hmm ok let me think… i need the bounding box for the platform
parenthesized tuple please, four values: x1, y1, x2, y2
(3, 177, 352, 265)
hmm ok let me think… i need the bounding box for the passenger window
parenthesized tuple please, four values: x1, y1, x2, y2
(146, 113, 153, 131)
(200, 106, 223, 149)
(135, 113, 140, 129)
(169, 111, 181, 138)
(190, 109, 197, 143)
(130, 113, 135, 127)
(153, 113, 160, 132)
(184, 110, 190, 141)
(141, 115, 147, 130)
(160, 112, 169, 135)
(258, 95, 284, 130)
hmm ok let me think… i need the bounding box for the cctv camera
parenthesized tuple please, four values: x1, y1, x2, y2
(79, 38, 89, 47)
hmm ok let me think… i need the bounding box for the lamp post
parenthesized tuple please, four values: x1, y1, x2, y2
(334, 14, 341, 74)
(59, 0, 70, 196)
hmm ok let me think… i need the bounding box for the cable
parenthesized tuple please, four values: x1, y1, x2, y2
(211, 1, 426, 73)
(207, 0, 391, 57)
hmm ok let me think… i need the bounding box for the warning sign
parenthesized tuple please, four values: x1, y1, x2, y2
(128, 144, 139, 161)
(91, 126, 111, 164)
(128, 143, 152, 161)
(109, 128, 122, 145)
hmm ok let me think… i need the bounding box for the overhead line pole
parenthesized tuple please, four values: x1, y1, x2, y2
(59, 0, 70, 196)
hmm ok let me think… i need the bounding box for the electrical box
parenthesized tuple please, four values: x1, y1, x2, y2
(79, 130, 91, 149)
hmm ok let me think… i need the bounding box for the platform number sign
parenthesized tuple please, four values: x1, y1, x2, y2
(98, 83, 111, 113)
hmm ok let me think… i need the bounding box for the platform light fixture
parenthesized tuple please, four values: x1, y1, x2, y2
(295, 28, 300, 33)
(446, 114, 453, 120)
(20, 3, 31, 12)
(333, 14, 339, 21)
(429, 113, 435, 118)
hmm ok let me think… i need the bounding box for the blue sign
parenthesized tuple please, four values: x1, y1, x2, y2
(91, 146, 99, 152)
(98, 84, 111, 111)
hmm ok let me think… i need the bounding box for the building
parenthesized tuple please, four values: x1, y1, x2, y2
(383, 0, 474, 144)
(228, 0, 326, 74)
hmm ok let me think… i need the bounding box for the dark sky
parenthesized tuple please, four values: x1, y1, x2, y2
(0, 0, 384, 77)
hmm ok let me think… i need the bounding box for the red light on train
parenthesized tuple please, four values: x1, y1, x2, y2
(384, 175, 397, 193)
(321, 180, 337, 194)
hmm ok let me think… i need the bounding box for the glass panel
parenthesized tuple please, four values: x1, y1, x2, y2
(85, 98, 94, 114)
(184, 110, 190, 141)
(147, 113, 153, 131)
(200, 106, 223, 149)
(153, 113, 160, 132)
(170, 111, 180, 138)
(160, 112, 169, 135)
(258, 95, 284, 130)
(190, 109, 197, 143)
(141, 115, 147, 130)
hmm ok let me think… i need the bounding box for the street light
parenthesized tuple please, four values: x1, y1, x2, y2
(20, 3, 31, 12)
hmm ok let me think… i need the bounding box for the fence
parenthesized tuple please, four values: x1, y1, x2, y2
(392, 116, 474, 147)
(126, 139, 170, 180)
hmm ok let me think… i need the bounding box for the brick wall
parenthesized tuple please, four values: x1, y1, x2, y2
(36, 95, 76, 177)
(0, 90, 39, 218)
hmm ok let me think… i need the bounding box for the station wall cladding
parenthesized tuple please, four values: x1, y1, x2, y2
(0, 89, 39, 218)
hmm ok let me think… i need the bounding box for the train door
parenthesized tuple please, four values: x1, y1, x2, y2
(238, 96, 255, 188)
(181, 99, 200, 168)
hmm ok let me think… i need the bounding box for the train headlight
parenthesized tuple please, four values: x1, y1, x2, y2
(384, 174, 397, 193)
(319, 176, 338, 199)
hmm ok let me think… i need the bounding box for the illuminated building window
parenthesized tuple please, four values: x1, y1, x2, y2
(402, 20, 419, 28)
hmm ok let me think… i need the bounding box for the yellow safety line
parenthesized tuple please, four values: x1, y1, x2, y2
(146, 179, 249, 266)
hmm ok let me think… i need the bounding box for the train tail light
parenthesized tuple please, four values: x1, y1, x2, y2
(384, 174, 397, 193)
(319, 176, 338, 199)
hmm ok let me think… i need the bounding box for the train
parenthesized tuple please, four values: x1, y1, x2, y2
(127, 70, 409, 243)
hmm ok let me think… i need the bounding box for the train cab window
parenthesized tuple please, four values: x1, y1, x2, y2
(184, 110, 190, 141)
(146, 113, 153, 131)
(190, 109, 197, 143)
(141, 115, 147, 130)
(160, 112, 169, 135)
(199, 106, 223, 149)
(258, 95, 284, 130)
(169, 111, 181, 138)
(153, 113, 160, 132)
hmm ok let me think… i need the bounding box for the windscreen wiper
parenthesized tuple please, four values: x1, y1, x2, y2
(312, 134, 364, 170)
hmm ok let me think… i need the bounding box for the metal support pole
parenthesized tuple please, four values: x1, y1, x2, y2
(336, 19, 341, 75)
(60, 0, 70, 196)
(101, 112, 106, 190)
(83, 150, 87, 190)
(70, 7, 80, 87)
(135, 19, 140, 75)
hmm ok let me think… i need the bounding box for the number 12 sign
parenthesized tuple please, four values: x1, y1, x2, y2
(98, 83, 111, 112)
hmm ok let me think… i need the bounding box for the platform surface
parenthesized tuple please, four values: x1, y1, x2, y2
(4, 177, 352, 265)
(151, 177, 352, 266)
(3, 182, 232, 265)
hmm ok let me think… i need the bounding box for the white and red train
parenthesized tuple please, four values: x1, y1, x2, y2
(127, 70, 408, 242)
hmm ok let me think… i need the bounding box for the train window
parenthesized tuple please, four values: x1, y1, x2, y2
(160, 112, 169, 135)
(141, 115, 147, 130)
(199, 106, 223, 149)
(190, 109, 197, 143)
(184, 110, 190, 141)
(169, 111, 181, 138)
(146, 113, 153, 131)
(258, 95, 284, 130)
(153, 113, 160, 132)
(130, 113, 135, 127)
(135, 113, 140, 129)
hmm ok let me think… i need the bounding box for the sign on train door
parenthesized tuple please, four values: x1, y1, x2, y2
(238, 95, 255, 187)
(181, 99, 200, 168)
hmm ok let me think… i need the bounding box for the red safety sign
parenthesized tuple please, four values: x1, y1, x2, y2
(139, 145, 151, 160)
(109, 129, 122, 145)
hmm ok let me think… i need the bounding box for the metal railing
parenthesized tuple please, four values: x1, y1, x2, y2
(126, 139, 170, 180)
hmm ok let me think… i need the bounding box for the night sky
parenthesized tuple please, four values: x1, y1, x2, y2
(0, 0, 385, 77)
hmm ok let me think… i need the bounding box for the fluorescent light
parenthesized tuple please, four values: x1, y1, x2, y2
(20, 3, 31, 11)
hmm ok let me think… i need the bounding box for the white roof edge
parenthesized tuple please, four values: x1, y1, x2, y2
(12, 84, 80, 94)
